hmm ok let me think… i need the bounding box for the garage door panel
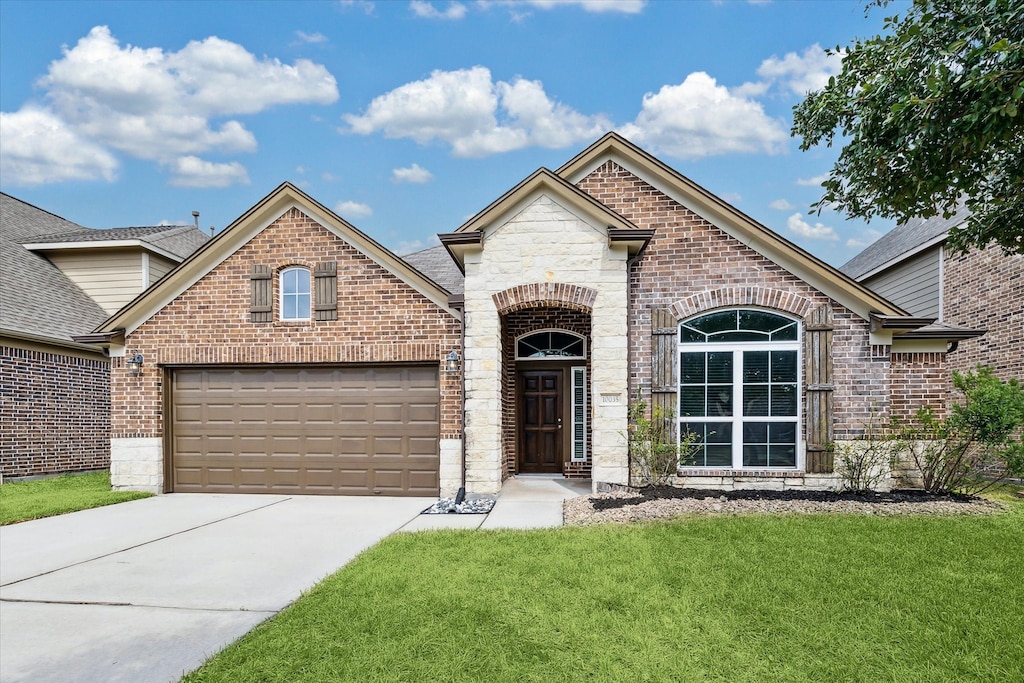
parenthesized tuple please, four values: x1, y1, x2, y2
(171, 365, 440, 495)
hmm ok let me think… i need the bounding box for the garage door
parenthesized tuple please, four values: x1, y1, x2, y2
(170, 365, 439, 496)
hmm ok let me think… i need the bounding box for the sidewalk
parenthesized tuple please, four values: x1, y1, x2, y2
(399, 476, 592, 532)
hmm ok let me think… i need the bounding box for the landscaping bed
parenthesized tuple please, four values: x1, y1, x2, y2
(565, 486, 1006, 525)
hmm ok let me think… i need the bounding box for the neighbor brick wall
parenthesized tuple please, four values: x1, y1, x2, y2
(576, 161, 895, 450)
(943, 244, 1024, 380)
(114, 207, 462, 445)
(500, 307, 592, 479)
(1, 346, 110, 478)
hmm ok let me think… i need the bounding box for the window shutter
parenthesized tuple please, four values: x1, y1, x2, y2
(651, 308, 678, 435)
(804, 304, 834, 473)
(249, 265, 272, 323)
(314, 262, 338, 321)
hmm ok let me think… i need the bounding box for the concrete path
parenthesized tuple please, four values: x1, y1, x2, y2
(0, 494, 429, 683)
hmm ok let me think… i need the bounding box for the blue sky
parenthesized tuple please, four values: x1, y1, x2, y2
(0, 0, 902, 266)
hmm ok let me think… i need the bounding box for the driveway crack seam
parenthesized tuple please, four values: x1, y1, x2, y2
(0, 497, 293, 588)
(0, 597, 278, 614)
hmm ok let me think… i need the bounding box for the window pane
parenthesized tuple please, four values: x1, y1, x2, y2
(743, 385, 768, 416)
(769, 422, 796, 445)
(680, 353, 705, 384)
(706, 422, 731, 444)
(743, 422, 768, 444)
(771, 323, 798, 341)
(743, 444, 768, 467)
(744, 351, 769, 383)
(707, 352, 732, 383)
(297, 293, 311, 318)
(706, 445, 732, 467)
(739, 310, 791, 334)
(707, 387, 732, 416)
(769, 445, 796, 467)
(689, 310, 737, 334)
(770, 385, 798, 416)
(283, 296, 297, 319)
(680, 326, 704, 343)
(296, 272, 310, 294)
(680, 387, 705, 417)
(714, 331, 767, 342)
(771, 351, 798, 382)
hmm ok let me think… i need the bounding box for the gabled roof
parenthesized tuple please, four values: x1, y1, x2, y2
(402, 245, 464, 295)
(23, 224, 210, 262)
(556, 132, 908, 321)
(91, 182, 460, 337)
(0, 193, 109, 346)
(840, 203, 970, 280)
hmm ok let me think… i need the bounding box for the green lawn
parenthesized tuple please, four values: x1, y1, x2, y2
(0, 471, 151, 525)
(184, 494, 1024, 682)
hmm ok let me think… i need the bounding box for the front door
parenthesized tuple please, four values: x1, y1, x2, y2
(518, 369, 563, 473)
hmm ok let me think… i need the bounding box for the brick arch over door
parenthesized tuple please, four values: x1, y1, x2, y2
(493, 283, 597, 315)
(669, 286, 813, 321)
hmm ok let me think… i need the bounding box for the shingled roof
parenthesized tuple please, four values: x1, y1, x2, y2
(25, 224, 211, 260)
(401, 244, 464, 295)
(1, 193, 109, 344)
(841, 203, 971, 280)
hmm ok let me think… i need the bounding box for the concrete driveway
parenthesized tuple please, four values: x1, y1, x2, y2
(0, 494, 431, 683)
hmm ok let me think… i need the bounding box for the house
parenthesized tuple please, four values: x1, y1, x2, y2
(77, 133, 972, 497)
(0, 193, 209, 479)
(841, 206, 1022, 381)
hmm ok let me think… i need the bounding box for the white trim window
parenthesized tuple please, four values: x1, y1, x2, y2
(678, 309, 800, 469)
(280, 267, 311, 321)
(515, 329, 586, 360)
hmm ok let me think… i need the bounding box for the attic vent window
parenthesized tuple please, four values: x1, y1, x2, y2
(516, 330, 586, 360)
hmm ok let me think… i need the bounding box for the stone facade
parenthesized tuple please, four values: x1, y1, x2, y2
(111, 207, 462, 492)
(943, 244, 1024, 381)
(462, 195, 630, 493)
(1, 345, 110, 479)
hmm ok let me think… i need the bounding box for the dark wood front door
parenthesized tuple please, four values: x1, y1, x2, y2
(518, 369, 563, 473)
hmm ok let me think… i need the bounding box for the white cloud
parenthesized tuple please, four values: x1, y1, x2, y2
(846, 228, 883, 250)
(619, 72, 788, 159)
(787, 212, 838, 241)
(757, 43, 843, 96)
(0, 106, 118, 185)
(394, 234, 441, 255)
(522, 0, 646, 13)
(343, 66, 608, 157)
(392, 163, 434, 183)
(3, 25, 339, 185)
(295, 165, 306, 174)
(719, 192, 742, 204)
(769, 198, 795, 211)
(166, 156, 250, 187)
(796, 173, 829, 186)
(322, 171, 337, 182)
(294, 31, 328, 44)
(410, 1, 468, 19)
(335, 200, 373, 218)
(339, 0, 376, 14)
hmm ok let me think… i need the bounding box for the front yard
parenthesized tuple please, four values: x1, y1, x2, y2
(0, 472, 151, 525)
(184, 491, 1023, 682)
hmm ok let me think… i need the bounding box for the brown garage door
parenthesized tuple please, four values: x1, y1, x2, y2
(170, 365, 439, 496)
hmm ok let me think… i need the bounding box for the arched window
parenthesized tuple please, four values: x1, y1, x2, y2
(280, 267, 311, 321)
(515, 329, 586, 360)
(679, 309, 800, 469)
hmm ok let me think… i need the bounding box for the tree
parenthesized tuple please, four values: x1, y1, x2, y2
(792, 0, 1024, 255)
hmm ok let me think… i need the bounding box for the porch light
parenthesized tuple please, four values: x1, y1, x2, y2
(445, 349, 460, 373)
(126, 352, 144, 376)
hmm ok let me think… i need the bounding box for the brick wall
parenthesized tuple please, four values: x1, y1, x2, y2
(115, 207, 462, 446)
(890, 352, 949, 422)
(577, 161, 893, 449)
(943, 244, 1024, 380)
(1, 346, 110, 478)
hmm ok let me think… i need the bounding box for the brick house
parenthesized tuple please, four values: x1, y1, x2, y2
(0, 193, 209, 479)
(841, 206, 1022, 382)
(80, 133, 974, 497)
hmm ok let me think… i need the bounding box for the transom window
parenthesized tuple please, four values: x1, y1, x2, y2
(679, 309, 800, 469)
(516, 330, 586, 360)
(280, 267, 311, 321)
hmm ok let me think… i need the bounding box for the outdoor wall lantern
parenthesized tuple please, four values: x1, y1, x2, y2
(126, 352, 144, 376)
(445, 349, 460, 373)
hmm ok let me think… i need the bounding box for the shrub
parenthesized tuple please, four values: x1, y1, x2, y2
(627, 395, 698, 487)
(836, 410, 899, 493)
(897, 366, 1024, 495)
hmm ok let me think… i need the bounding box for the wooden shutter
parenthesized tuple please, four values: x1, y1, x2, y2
(651, 308, 678, 434)
(804, 304, 834, 473)
(314, 261, 338, 321)
(249, 265, 272, 323)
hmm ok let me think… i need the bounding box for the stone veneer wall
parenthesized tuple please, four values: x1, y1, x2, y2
(500, 307, 592, 479)
(1, 345, 110, 479)
(112, 207, 462, 492)
(462, 195, 630, 494)
(943, 244, 1024, 381)
(576, 161, 899, 489)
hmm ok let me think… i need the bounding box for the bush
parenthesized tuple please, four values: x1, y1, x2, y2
(897, 366, 1024, 495)
(836, 410, 899, 493)
(627, 395, 698, 487)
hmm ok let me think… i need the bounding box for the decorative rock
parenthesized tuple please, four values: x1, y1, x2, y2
(421, 498, 496, 515)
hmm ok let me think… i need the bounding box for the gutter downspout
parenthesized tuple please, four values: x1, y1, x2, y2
(454, 299, 468, 505)
(624, 240, 650, 491)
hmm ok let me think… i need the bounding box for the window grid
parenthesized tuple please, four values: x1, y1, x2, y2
(280, 267, 311, 321)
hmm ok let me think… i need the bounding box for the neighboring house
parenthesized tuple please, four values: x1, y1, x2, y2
(841, 206, 1023, 381)
(79, 133, 972, 497)
(0, 193, 209, 479)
